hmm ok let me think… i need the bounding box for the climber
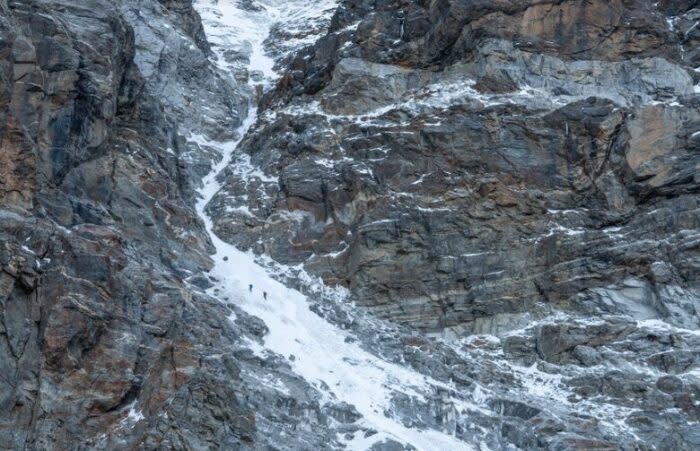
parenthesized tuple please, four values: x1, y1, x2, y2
(249, 284, 253, 292)
(263, 291, 268, 300)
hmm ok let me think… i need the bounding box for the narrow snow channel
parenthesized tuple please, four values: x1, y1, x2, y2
(192, 1, 474, 450)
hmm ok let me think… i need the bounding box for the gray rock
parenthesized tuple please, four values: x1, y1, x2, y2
(2, 0, 699, 449)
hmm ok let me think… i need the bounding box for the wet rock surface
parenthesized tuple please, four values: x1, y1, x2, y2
(1, 0, 699, 450)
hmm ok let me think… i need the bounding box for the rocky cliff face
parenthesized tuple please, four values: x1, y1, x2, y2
(212, 0, 699, 335)
(2, 0, 218, 447)
(1, 0, 699, 450)
(206, 0, 700, 448)
(0, 0, 265, 448)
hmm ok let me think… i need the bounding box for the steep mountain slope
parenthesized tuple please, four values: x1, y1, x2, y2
(204, 0, 700, 449)
(0, 0, 256, 448)
(212, 0, 700, 335)
(0, 0, 698, 450)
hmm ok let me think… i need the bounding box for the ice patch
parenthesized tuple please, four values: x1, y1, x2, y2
(120, 402, 145, 427)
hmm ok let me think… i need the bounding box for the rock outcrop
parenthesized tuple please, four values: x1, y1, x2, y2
(211, 0, 699, 335)
(0, 1, 380, 449)
(1, 0, 699, 449)
(206, 0, 700, 448)
(0, 0, 257, 448)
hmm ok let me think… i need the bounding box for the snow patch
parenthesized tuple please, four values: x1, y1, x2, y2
(192, 1, 475, 449)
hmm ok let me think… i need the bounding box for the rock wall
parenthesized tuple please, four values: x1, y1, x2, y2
(0, 0, 254, 448)
(210, 0, 700, 335)
(203, 3, 700, 446)
(1, 0, 699, 449)
(0, 1, 390, 449)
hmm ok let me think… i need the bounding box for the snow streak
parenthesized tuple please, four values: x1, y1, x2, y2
(192, 1, 474, 449)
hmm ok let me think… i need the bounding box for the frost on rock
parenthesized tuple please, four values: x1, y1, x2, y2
(192, 1, 476, 449)
(191, 0, 700, 450)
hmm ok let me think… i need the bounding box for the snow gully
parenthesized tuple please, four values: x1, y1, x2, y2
(191, 1, 473, 449)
